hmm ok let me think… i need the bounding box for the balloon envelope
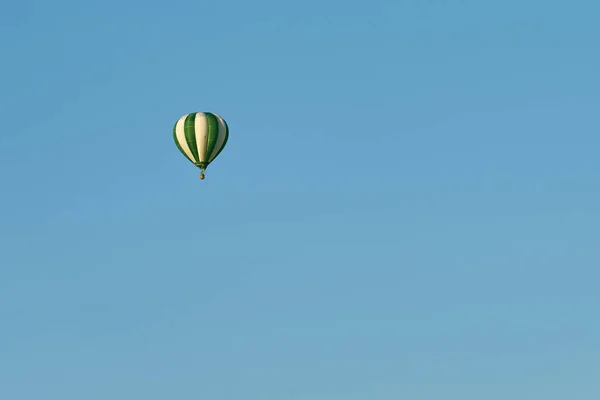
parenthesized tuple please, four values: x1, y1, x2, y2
(173, 112, 229, 172)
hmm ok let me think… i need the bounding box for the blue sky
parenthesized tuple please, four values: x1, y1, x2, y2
(1, 0, 599, 398)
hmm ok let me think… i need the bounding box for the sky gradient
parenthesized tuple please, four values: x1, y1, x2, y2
(1, 0, 600, 399)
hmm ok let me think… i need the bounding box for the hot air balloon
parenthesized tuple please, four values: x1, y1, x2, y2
(173, 112, 229, 180)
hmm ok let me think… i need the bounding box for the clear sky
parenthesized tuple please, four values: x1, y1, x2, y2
(1, 0, 599, 399)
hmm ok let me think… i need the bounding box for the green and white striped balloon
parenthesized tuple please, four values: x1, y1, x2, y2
(173, 112, 229, 178)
